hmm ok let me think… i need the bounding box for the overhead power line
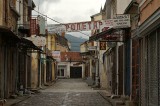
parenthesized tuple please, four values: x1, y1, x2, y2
(16, 0, 90, 37)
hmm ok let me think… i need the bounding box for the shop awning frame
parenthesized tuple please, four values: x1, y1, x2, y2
(0, 26, 20, 42)
(18, 38, 42, 52)
(89, 28, 125, 42)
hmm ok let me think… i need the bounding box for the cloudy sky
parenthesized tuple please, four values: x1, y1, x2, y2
(33, 0, 106, 23)
(33, 0, 106, 38)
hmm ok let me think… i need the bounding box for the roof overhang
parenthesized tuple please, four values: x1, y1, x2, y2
(124, 0, 139, 14)
(18, 38, 42, 51)
(0, 26, 20, 41)
(89, 28, 125, 42)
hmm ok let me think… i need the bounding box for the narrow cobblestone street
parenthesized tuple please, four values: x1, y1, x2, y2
(14, 79, 111, 106)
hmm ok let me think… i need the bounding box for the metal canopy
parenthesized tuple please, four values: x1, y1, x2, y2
(89, 28, 125, 42)
(18, 38, 42, 51)
(0, 26, 20, 41)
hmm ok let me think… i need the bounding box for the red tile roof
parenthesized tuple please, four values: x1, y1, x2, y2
(61, 52, 83, 62)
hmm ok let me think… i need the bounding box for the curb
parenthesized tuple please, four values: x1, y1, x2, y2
(11, 96, 31, 106)
(4, 95, 31, 106)
(98, 91, 113, 106)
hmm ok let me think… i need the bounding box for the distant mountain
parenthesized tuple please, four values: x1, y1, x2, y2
(65, 34, 88, 51)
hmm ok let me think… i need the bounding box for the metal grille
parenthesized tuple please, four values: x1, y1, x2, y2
(140, 39, 147, 106)
(125, 39, 130, 95)
(148, 32, 158, 106)
(157, 27, 160, 106)
(140, 27, 160, 106)
(111, 47, 117, 94)
(132, 39, 140, 103)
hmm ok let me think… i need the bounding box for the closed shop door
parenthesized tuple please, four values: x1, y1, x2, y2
(70, 67, 82, 78)
(140, 27, 160, 106)
(118, 45, 123, 95)
(148, 31, 158, 106)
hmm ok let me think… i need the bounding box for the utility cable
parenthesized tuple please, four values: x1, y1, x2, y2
(16, 0, 90, 37)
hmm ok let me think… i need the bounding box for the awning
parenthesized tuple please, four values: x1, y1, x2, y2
(19, 38, 42, 51)
(89, 28, 125, 42)
(80, 52, 91, 56)
(80, 51, 95, 56)
(73, 61, 84, 66)
(47, 56, 56, 61)
(0, 26, 20, 42)
(41, 56, 56, 62)
(18, 24, 30, 35)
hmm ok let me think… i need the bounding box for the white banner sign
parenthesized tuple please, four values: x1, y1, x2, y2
(47, 24, 65, 34)
(48, 20, 113, 33)
(47, 14, 130, 33)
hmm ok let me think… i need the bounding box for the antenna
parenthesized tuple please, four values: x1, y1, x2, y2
(38, 0, 40, 15)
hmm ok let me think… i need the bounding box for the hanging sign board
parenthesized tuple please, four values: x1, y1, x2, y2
(52, 51, 61, 62)
(113, 14, 130, 28)
(47, 20, 113, 33)
(37, 16, 46, 35)
(99, 41, 106, 50)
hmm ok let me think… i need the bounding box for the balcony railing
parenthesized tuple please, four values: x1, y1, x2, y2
(18, 24, 30, 35)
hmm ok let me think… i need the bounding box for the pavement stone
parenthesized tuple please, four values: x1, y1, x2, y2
(4, 95, 31, 106)
(98, 91, 127, 106)
(5, 79, 113, 106)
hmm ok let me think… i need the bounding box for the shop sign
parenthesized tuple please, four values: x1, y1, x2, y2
(88, 46, 97, 51)
(37, 16, 46, 35)
(48, 20, 113, 33)
(52, 51, 61, 62)
(47, 24, 65, 34)
(47, 14, 130, 33)
(102, 34, 123, 42)
(113, 14, 130, 28)
(99, 41, 106, 50)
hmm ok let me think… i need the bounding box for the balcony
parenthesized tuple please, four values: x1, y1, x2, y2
(18, 24, 30, 35)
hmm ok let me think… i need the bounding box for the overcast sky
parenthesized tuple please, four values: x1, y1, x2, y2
(33, 0, 106, 38)
(33, 0, 106, 23)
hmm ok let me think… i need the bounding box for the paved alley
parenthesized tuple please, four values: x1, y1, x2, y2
(14, 79, 111, 106)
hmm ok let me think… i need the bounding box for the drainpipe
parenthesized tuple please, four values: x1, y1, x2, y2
(38, 50, 42, 88)
(95, 41, 100, 87)
(130, 39, 132, 100)
(123, 41, 126, 96)
(116, 43, 119, 95)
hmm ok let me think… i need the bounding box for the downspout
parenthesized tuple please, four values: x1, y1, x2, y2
(123, 40, 126, 96)
(95, 41, 100, 87)
(116, 43, 119, 95)
(130, 38, 132, 100)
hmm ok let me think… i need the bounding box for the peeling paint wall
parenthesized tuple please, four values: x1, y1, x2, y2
(31, 53, 39, 89)
(52, 62, 55, 81)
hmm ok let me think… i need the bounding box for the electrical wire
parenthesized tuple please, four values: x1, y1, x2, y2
(16, 0, 90, 36)
(16, 0, 90, 37)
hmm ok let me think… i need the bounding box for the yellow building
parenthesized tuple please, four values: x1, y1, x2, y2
(46, 33, 70, 83)
(90, 7, 108, 89)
